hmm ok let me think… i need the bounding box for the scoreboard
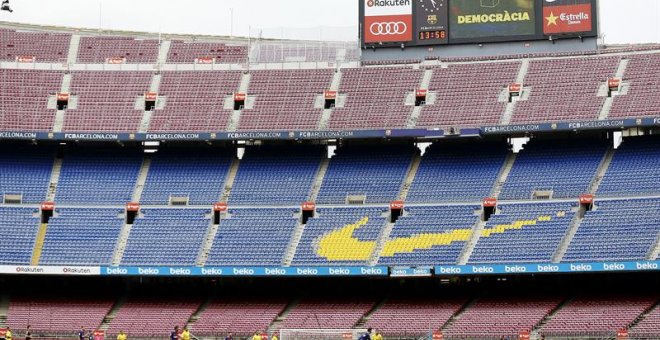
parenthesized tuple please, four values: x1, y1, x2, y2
(360, 0, 598, 47)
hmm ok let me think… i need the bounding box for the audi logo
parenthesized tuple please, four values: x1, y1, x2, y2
(370, 21, 407, 35)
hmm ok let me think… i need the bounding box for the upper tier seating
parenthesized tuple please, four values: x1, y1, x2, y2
(597, 136, 660, 197)
(237, 69, 334, 131)
(469, 202, 574, 264)
(140, 147, 234, 205)
(205, 208, 299, 266)
(167, 41, 247, 64)
(0, 69, 61, 131)
(417, 62, 520, 128)
(511, 56, 620, 123)
(499, 138, 607, 200)
(121, 209, 210, 266)
(328, 67, 423, 129)
(54, 147, 142, 205)
(0, 207, 40, 265)
(149, 71, 241, 132)
(378, 205, 479, 265)
(64, 71, 152, 132)
(407, 141, 508, 202)
(229, 145, 323, 205)
(77, 36, 159, 63)
(609, 53, 660, 118)
(39, 208, 124, 265)
(0, 29, 70, 62)
(316, 144, 414, 204)
(0, 145, 54, 203)
(563, 199, 660, 262)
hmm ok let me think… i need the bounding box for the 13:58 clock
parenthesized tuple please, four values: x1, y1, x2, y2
(418, 30, 447, 41)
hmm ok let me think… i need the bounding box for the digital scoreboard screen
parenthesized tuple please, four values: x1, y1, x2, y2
(359, 0, 597, 47)
(449, 0, 536, 41)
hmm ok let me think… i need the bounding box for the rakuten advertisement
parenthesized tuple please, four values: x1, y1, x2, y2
(363, 0, 413, 43)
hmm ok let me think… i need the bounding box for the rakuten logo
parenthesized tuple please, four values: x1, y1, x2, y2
(367, 0, 410, 7)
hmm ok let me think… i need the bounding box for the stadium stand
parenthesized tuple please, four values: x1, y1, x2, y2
(54, 147, 142, 205)
(205, 208, 299, 266)
(328, 67, 423, 129)
(140, 146, 234, 205)
(0, 145, 54, 203)
(0, 69, 61, 131)
(563, 199, 660, 262)
(499, 138, 608, 200)
(121, 208, 210, 266)
(511, 56, 619, 123)
(417, 62, 520, 128)
(149, 71, 242, 132)
(191, 299, 286, 336)
(407, 141, 509, 202)
(291, 207, 388, 265)
(597, 136, 660, 197)
(6, 298, 114, 334)
(0, 28, 70, 62)
(609, 53, 660, 118)
(316, 144, 414, 204)
(279, 299, 375, 330)
(64, 71, 152, 132)
(378, 205, 479, 265)
(631, 304, 660, 338)
(229, 145, 323, 205)
(0, 207, 40, 265)
(106, 298, 201, 337)
(167, 40, 247, 64)
(237, 69, 334, 130)
(76, 36, 160, 63)
(540, 297, 656, 337)
(39, 208, 124, 265)
(468, 202, 574, 264)
(365, 298, 466, 336)
(444, 297, 561, 338)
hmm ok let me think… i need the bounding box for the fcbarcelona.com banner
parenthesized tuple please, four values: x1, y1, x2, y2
(435, 261, 660, 275)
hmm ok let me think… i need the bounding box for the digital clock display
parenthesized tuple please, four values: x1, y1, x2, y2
(418, 30, 447, 41)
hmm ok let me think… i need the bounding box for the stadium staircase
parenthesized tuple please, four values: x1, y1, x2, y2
(138, 74, 163, 132)
(220, 157, 241, 203)
(627, 300, 660, 331)
(317, 70, 343, 130)
(457, 220, 487, 265)
(598, 58, 630, 120)
(283, 218, 307, 267)
(131, 155, 152, 202)
(66, 34, 81, 64)
(308, 156, 330, 203)
(532, 297, 572, 334)
(648, 234, 660, 260)
(227, 73, 251, 131)
(440, 298, 476, 332)
(406, 68, 433, 128)
(267, 298, 299, 334)
(53, 73, 73, 132)
(588, 146, 615, 194)
(30, 223, 49, 265)
(111, 222, 133, 266)
(354, 297, 387, 329)
(396, 151, 422, 201)
(196, 220, 220, 267)
(551, 205, 584, 263)
(369, 221, 395, 266)
(499, 58, 530, 125)
(186, 296, 213, 330)
(157, 40, 172, 64)
(489, 151, 517, 199)
(46, 157, 64, 201)
(99, 296, 127, 332)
